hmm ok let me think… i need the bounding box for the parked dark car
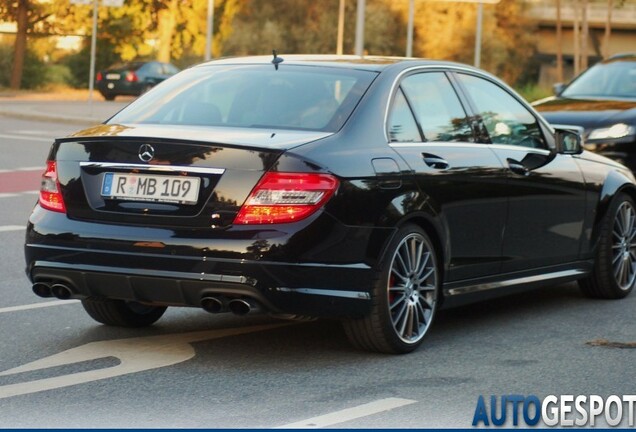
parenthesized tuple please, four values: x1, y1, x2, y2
(534, 54, 636, 171)
(26, 55, 636, 353)
(96, 61, 180, 101)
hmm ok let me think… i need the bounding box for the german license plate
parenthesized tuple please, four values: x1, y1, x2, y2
(106, 73, 121, 80)
(101, 172, 200, 205)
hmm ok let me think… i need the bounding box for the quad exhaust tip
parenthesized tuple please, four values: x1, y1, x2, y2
(32, 282, 53, 298)
(50, 283, 73, 300)
(227, 298, 254, 316)
(201, 296, 224, 314)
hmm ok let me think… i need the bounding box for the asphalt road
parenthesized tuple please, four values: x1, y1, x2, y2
(0, 115, 635, 428)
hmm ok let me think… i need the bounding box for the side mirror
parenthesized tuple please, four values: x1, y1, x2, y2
(553, 125, 584, 155)
(553, 83, 566, 96)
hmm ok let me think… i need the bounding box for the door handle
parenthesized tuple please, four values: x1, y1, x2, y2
(422, 153, 449, 170)
(507, 158, 529, 176)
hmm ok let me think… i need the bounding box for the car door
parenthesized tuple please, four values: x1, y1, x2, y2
(454, 72, 587, 273)
(388, 71, 509, 282)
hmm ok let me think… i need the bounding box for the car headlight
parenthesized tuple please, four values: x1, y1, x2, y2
(588, 123, 635, 140)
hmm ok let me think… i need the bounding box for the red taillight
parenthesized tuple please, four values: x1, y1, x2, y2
(125, 71, 138, 82)
(96, 71, 102, 82)
(39, 160, 66, 213)
(234, 172, 339, 225)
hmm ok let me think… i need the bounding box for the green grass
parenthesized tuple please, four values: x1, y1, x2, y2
(515, 84, 553, 103)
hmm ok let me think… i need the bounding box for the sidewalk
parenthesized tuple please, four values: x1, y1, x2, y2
(0, 97, 132, 126)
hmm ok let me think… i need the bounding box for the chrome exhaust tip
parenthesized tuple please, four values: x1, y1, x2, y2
(32, 282, 53, 298)
(201, 296, 225, 314)
(50, 283, 73, 300)
(228, 298, 253, 316)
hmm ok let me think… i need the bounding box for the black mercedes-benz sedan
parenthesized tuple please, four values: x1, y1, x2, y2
(25, 55, 636, 354)
(534, 54, 636, 171)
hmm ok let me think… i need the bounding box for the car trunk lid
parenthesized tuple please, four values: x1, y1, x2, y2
(54, 124, 332, 228)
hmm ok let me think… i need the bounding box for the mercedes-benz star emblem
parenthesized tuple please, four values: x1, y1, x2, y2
(138, 144, 155, 163)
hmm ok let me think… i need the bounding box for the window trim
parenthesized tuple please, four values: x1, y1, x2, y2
(451, 71, 556, 151)
(385, 67, 474, 144)
(383, 65, 557, 151)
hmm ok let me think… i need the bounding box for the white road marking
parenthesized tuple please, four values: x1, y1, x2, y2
(0, 167, 41, 174)
(0, 133, 52, 143)
(15, 131, 60, 137)
(277, 397, 418, 428)
(0, 300, 80, 314)
(0, 191, 38, 199)
(0, 323, 289, 399)
(0, 225, 26, 232)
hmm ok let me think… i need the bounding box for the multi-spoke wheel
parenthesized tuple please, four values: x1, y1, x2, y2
(580, 193, 636, 299)
(343, 224, 439, 353)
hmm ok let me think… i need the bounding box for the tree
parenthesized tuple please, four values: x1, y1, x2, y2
(219, 0, 404, 56)
(389, 0, 537, 85)
(0, 0, 86, 89)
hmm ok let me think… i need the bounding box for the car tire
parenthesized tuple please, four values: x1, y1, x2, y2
(81, 298, 167, 327)
(343, 224, 439, 354)
(580, 193, 636, 299)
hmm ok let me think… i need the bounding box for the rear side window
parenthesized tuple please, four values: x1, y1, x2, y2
(387, 89, 422, 142)
(457, 74, 547, 149)
(109, 65, 377, 132)
(400, 72, 473, 143)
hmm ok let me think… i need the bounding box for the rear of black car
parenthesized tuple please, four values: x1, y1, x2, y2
(25, 62, 381, 320)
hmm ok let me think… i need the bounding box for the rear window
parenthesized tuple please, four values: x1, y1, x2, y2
(109, 62, 144, 71)
(108, 64, 377, 132)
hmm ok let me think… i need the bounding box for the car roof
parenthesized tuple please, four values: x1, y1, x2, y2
(194, 54, 479, 73)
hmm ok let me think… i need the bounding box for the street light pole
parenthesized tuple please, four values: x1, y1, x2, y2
(88, 0, 98, 106)
(474, 1, 483, 67)
(406, 0, 414, 57)
(354, 0, 365, 56)
(337, 0, 345, 55)
(205, 0, 214, 61)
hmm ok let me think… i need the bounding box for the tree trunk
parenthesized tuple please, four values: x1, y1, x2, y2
(556, 0, 563, 83)
(156, 0, 178, 63)
(581, 0, 589, 70)
(604, 0, 613, 59)
(573, 0, 580, 75)
(10, 0, 29, 90)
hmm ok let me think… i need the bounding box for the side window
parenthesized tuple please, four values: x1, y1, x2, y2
(387, 89, 422, 143)
(401, 72, 473, 143)
(457, 74, 547, 149)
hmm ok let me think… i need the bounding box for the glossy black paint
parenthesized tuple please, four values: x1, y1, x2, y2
(25, 55, 636, 320)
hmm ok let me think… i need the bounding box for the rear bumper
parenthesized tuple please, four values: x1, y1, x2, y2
(25, 207, 391, 318)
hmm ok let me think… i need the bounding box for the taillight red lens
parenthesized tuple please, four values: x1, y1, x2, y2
(125, 71, 138, 82)
(39, 160, 66, 213)
(234, 172, 339, 224)
(96, 71, 103, 82)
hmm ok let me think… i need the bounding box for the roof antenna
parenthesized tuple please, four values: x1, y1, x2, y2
(272, 50, 284, 70)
